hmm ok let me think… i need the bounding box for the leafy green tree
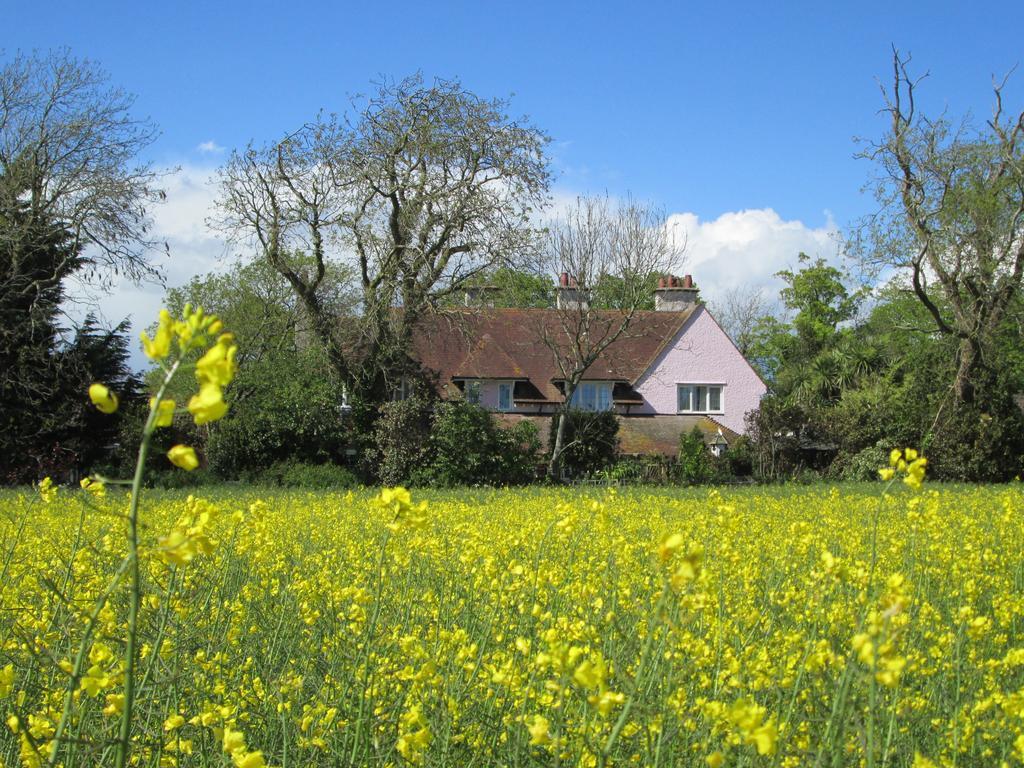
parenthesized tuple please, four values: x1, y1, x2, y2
(157, 258, 354, 478)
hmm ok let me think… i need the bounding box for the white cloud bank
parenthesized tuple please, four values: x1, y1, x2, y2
(65, 168, 842, 370)
(666, 208, 842, 307)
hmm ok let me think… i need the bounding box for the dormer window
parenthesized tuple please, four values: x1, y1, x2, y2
(570, 381, 613, 412)
(498, 382, 513, 411)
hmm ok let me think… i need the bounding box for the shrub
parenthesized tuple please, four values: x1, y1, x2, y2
(417, 402, 541, 487)
(146, 467, 218, 489)
(837, 441, 891, 482)
(367, 395, 433, 485)
(724, 435, 754, 477)
(677, 426, 716, 485)
(275, 461, 359, 489)
(551, 410, 619, 478)
(606, 455, 675, 485)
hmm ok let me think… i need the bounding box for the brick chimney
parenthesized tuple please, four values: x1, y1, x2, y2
(654, 274, 699, 311)
(556, 272, 591, 310)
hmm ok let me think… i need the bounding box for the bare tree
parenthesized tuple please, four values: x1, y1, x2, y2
(213, 75, 551, 401)
(712, 284, 771, 356)
(538, 196, 685, 480)
(0, 49, 164, 287)
(856, 49, 1024, 404)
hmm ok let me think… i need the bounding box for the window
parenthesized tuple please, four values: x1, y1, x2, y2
(464, 379, 482, 405)
(570, 381, 613, 411)
(677, 384, 724, 413)
(391, 377, 414, 401)
(498, 382, 513, 411)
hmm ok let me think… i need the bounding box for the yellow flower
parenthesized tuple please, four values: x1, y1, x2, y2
(232, 751, 265, 768)
(573, 659, 602, 689)
(164, 714, 186, 731)
(151, 398, 176, 428)
(658, 533, 685, 563)
(80, 477, 106, 498)
(706, 752, 725, 768)
(168, 445, 199, 472)
(103, 693, 125, 716)
(878, 468, 895, 481)
(196, 334, 238, 388)
(38, 477, 57, 504)
(527, 714, 551, 746)
(141, 309, 174, 360)
(88, 382, 119, 414)
(0, 664, 13, 698)
(187, 383, 228, 425)
(750, 719, 778, 756)
(222, 726, 246, 753)
(889, 448, 903, 467)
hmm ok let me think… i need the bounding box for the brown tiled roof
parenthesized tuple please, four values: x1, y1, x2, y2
(411, 308, 696, 403)
(616, 415, 738, 456)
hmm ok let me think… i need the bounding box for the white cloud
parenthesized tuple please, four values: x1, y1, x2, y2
(64, 165, 232, 370)
(665, 208, 842, 307)
(196, 140, 225, 154)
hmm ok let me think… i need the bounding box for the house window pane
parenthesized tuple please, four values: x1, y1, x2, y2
(465, 380, 482, 405)
(695, 386, 707, 411)
(708, 386, 721, 411)
(597, 384, 611, 411)
(582, 383, 596, 411)
(677, 385, 692, 412)
(498, 383, 512, 411)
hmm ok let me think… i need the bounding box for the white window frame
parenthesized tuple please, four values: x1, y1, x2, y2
(677, 383, 725, 414)
(392, 376, 414, 401)
(570, 381, 614, 412)
(497, 381, 513, 411)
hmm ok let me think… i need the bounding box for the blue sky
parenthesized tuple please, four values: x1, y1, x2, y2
(4, 0, 1023, 357)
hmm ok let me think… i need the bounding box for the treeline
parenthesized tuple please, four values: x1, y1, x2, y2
(732, 256, 1024, 482)
(3, 49, 1023, 485)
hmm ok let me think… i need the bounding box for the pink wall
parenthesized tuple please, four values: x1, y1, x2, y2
(633, 306, 766, 433)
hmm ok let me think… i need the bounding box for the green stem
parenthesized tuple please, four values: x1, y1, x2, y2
(599, 588, 668, 764)
(114, 361, 179, 768)
(47, 555, 132, 767)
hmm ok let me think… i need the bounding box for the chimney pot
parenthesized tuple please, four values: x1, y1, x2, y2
(653, 273, 699, 311)
(559, 272, 568, 287)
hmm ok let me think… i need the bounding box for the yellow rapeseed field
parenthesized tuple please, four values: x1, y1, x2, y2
(2, 481, 1023, 767)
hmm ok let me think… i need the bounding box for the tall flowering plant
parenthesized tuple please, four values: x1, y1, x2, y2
(49, 306, 239, 768)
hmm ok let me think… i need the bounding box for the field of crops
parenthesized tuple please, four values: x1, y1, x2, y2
(1, 481, 1023, 767)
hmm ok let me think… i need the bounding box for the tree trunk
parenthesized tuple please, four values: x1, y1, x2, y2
(954, 338, 980, 405)
(547, 410, 569, 482)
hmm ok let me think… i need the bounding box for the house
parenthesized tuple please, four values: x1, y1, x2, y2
(407, 275, 767, 456)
